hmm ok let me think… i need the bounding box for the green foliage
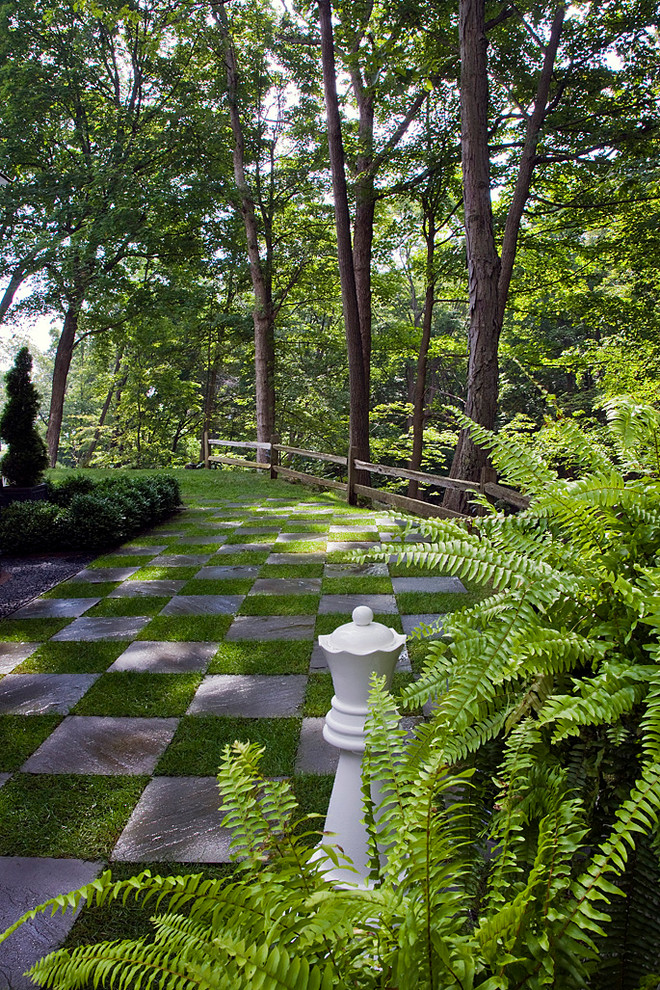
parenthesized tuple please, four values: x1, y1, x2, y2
(0, 475, 181, 553)
(0, 347, 48, 487)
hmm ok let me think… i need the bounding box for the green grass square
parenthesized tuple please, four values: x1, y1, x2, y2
(215, 552, 270, 566)
(72, 673, 201, 717)
(164, 542, 224, 554)
(238, 595, 319, 616)
(156, 716, 301, 776)
(42, 581, 120, 599)
(283, 523, 329, 534)
(88, 555, 154, 569)
(14, 641, 126, 674)
(0, 618, 72, 642)
(321, 577, 393, 595)
(314, 613, 403, 636)
(136, 615, 233, 642)
(395, 590, 486, 614)
(258, 564, 324, 579)
(124, 535, 180, 546)
(329, 532, 378, 544)
(0, 774, 147, 858)
(130, 566, 199, 581)
(208, 640, 312, 674)
(303, 673, 333, 716)
(388, 561, 441, 578)
(224, 533, 275, 545)
(85, 597, 171, 618)
(0, 715, 63, 770)
(181, 579, 254, 596)
(277, 540, 327, 554)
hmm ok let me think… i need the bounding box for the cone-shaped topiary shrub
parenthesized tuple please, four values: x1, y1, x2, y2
(0, 347, 48, 486)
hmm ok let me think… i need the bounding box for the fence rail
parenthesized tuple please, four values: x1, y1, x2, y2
(206, 436, 528, 518)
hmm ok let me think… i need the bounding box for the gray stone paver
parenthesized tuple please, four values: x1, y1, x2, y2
(0, 484, 472, 976)
(109, 641, 218, 673)
(22, 716, 179, 774)
(401, 614, 444, 637)
(0, 674, 99, 715)
(0, 857, 102, 990)
(188, 674, 307, 716)
(112, 777, 233, 862)
(52, 616, 151, 641)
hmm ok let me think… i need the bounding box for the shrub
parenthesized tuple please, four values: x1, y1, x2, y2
(0, 347, 48, 487)
(58, 493, 129, 550)
(0, 501, 61, 554)
(44, 474, 96, 507)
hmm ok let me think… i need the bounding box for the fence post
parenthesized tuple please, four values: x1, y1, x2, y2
(347, 446, 357, 505)
(203, 428, 210, 469)
(270, 434, 279, 481)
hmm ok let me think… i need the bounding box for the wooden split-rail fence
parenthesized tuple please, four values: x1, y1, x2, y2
(202, 435, 529, 520)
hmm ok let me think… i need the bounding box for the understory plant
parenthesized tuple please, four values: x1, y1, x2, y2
(3, 398, 660, 989)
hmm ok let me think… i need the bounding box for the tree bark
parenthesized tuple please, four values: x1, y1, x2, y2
(46, 303, 81, 466)
(444, 0, 565, 511)
(213, 2, 275, 458)
(318, 0, 370, 468)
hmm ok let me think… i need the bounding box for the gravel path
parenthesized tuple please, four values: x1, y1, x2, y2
(0, 552, 95, 618)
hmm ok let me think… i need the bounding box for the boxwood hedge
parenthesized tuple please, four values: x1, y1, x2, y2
(0, 475, 181, 553)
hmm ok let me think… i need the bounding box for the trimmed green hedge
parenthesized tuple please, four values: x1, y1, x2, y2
(0, 475, 181, 553)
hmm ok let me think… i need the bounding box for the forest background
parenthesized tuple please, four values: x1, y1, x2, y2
(0, 0, 658, 486)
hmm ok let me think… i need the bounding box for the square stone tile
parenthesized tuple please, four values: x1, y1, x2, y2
(195, 566, 260, 580)
(152, 554, 212, 566)
(112, 777, 232, 862)
(0, 857, 102, 990)
(22, 716, 179, 774)
(159, 595, 243, 616)
(216, 543, 274, 554)
(329, 525, 378, 533)
(326, 542, 379, 552)
(248, 578, 321, 596)
(109, 580, 186, 597)
(0, 774, 10, 788)
(177, 535, 227, 545)
(276, 533, 326, 543)
(318, 594, 398, 614)
(323, 563, 389, 578)
(392, 577, 466, 593)
(309, 643, 329, 671)
(295, 718, 338, 773)
(109, 641, 218, 673)
(51, 617, 151, 641)
(0, 643, 40, 675)
(266, 553, 325, 565)
(0, 674, 99, 714)
(188, 674, 307, 716)
(70, 568, 139, 583)
(117, 545, 168, 555)
(226, 615, 316, 641)
(401, 615, 443, 637)
(11, 598, 100, 619)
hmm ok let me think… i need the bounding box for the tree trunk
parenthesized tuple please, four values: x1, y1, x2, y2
(213, 2, 275, 458)
(46, 303, 80, 466)
(79, 350, 125, 467)
(444, 0, 565, 512)
(318, 0, 370, 470)
(408, 211, 436, 500)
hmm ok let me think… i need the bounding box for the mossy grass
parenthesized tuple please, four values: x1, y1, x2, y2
(14, 641, 127, 674)
(85, 597, 171, 618)
(303, 673, 333, 716)
(129, 566, 199, 581)
(406, 639, 432, 676)
(395, 589, 487, 614)
(0, 618, 71, 642)
(88, 555, 155, 569)
(276, 540, 327, 554)
(72, 672, 201, 717)
(321, 576, 393, 595)
(314, 613, 403, 636)
(214, 552, 270, 566)
(156, 716, 301, 776)
(281, 523, 329, 533)
(0, 774, 147, 857)
(0, 715, 63, 770)
(136, 615, 233, 642)
(329, 532, 378, 543)
(164, 542, 224, 554)
(123, 535, 181, 546)
(181, 579, 254, 596)
(258, 563, 324, 579)
(292, 773, 334, 842)
(239, 595, 320, 616)
(42, 581, 120, 599)
(64, 862, 238, 949)
(223, 533, 276, 545)
(208, 640, 312, 675)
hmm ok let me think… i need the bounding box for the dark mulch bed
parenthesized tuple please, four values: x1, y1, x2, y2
(0, 552, 95, 618)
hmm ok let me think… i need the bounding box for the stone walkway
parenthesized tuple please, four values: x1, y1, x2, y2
(0, 487, 465, 987)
